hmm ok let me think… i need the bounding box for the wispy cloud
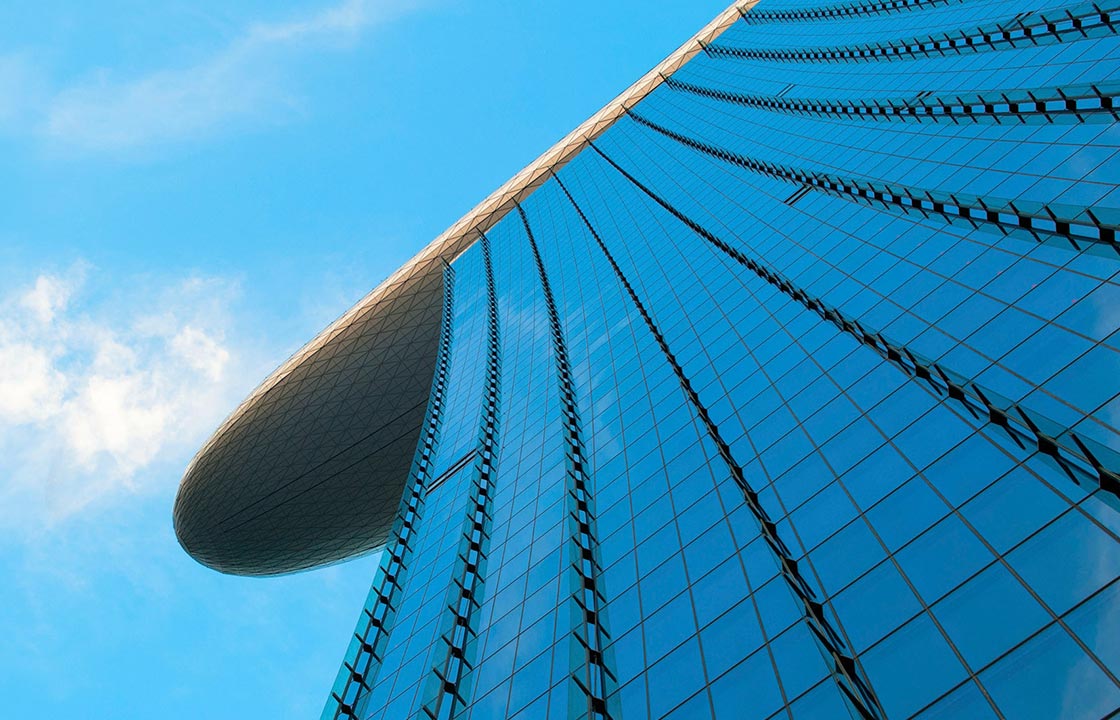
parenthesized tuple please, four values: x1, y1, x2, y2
(4, 0, 417, 152)
(0, 267, 256, 528)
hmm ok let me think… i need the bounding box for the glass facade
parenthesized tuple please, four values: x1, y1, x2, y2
(179, 0, 1120, 718)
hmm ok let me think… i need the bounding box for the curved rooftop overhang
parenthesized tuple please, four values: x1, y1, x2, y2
(172, 0, 758, 576)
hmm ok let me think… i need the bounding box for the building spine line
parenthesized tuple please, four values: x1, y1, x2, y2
(516, 204, 617, 720)
(627, 110, 1120, 254)
(708, 2, 1120, 64)
(588, 141, 1120, 508)
(419, 236, 502, 720)
(553, 172, 887, 720)
(740, 0, 956, 25)
(665, 76, 1120, 125)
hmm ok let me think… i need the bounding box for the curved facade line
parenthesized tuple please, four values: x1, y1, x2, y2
(707, 2, 1120, 64)
(555, 172, 888, 720)
(741, 0, 957, 25)
(588, 141, 1120, 508)
(627, 110, 1120, 253)
(418, 235, 503, 720)
(665, 76, 1120, 125)
(517, 204, 618, 719)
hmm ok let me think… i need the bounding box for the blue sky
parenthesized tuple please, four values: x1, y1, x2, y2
(0, 1, 730, 716)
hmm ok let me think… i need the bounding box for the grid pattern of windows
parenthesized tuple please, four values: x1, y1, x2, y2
(326, 1, 1120, 718)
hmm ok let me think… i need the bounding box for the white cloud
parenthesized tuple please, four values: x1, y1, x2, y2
(0, 268, 253, 527)
(171, 326, 230, 382)
(0, 342, 66, 423)
(19, 274, 72, 324)
(3, 0, 418, 152)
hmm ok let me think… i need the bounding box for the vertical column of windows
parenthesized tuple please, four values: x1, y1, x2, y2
(447, 215, 569, 717)
(554, 172, 888, 720)
(516, 205, 617, 720)
(418, 236, 502, 720)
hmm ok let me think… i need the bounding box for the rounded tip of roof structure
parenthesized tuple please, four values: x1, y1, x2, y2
(172, 256, 450, 576)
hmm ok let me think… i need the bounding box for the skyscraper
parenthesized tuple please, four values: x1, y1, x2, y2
(173, 0, 1120, 717)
